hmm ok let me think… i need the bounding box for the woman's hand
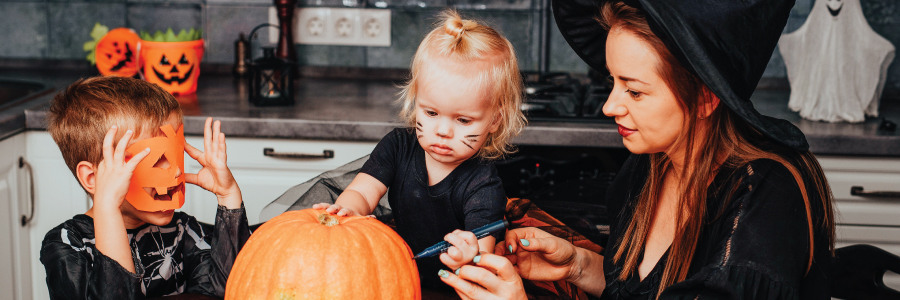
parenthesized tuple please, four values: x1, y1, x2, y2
(501, 227, 607, 296)
(498, 227, 581, 282)
(439, 253, 527, 300)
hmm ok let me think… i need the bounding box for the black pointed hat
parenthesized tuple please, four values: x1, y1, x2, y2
(554, 0, 809, 151)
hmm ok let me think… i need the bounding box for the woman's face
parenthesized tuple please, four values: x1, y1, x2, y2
(603, 28, 685, 155)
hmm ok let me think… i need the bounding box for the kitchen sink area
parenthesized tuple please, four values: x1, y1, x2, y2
(0, 80, 51, 110)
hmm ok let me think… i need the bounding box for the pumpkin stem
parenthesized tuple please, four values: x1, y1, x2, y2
(317, 213, 339, 227)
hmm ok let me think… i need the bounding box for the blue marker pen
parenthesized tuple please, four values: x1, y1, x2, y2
(413, 219, 509, 259)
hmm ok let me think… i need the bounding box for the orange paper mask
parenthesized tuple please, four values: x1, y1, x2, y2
(124, 124, 185, 212)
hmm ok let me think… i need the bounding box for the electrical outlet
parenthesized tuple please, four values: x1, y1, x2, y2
(269, 7, 390, 47)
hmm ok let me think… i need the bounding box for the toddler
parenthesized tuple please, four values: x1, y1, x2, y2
(315, 10, 526, 290)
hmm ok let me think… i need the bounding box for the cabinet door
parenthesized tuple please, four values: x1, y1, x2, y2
(0, 133, 31, 300)
(819, 155, 900, 290)
(179, 136, 376, 225)
(25, 132, 87, 300)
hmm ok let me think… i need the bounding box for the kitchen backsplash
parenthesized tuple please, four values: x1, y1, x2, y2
(0, 0, 898, 94)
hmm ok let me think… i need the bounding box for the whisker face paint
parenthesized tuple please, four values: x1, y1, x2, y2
(461, 134, 479, 150)
(416, 122, 424, 139)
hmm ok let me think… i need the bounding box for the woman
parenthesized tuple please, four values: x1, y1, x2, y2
(435, 0, 835, 299)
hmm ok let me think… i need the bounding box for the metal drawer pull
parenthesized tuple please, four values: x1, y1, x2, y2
(850, 186, 900, 198)
(19, 157, 34, 227)
(263, 148, 334, 159)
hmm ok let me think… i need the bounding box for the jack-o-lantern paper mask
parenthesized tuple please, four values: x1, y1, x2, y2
(95, 28, 141, 77)
(124, 124, 185, 212)
(141, 40, 204, 95)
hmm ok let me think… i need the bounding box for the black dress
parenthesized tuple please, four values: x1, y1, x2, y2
(600, 154, 831, 300)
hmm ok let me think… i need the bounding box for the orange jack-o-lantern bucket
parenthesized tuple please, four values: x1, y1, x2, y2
(140, 39, 204, 95)
(95, 28, 141, 77)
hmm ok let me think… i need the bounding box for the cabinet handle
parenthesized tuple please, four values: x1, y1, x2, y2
(263, 148, 334, 159)
(850, 186, 900, 198)
(19, 157, 34, 227)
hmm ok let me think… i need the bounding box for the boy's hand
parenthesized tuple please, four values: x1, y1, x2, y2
(92, 125, 150, 274)
(185, 118, 242, 209)
(312, 203, 360, 216)
(94, 126, 151, 210)
(440, 230, 481, 272)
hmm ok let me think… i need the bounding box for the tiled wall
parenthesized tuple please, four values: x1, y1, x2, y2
(0, 0, 898, 93)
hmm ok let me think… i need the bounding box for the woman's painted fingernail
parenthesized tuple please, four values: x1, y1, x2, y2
(473, 255, 481, 264)
(520, 239, 530, 247)
(455, 268, 460, 276)
(438, 270, 449, 278)
(144, 148, 151, 152)
(509, 245, 514, 253)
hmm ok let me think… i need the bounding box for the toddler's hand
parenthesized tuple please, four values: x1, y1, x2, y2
(440, 230, 481, 272)
(312, 203, 359, 216)
(185, 118, 242, 209)
(93, 126, 151, 210)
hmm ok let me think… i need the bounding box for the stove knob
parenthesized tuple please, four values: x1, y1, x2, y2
(549, 180, 555, 186)
(520, 179, 527, 185)
(520, 168, 527, 174)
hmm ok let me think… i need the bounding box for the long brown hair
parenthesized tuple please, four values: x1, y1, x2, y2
(598, 2, 835, 297)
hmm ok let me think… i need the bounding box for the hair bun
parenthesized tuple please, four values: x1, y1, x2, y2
(444, 18, 466, 39)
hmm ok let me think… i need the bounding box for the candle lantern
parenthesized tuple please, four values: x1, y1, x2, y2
(249, 47, 295, 106)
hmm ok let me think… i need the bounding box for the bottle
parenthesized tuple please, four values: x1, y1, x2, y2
(233, 33, 250, 78)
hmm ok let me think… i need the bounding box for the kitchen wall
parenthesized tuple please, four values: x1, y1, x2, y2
(0, 0, 898, 94)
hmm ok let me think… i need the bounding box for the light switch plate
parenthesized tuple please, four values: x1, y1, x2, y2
(269, 7, 391, 47)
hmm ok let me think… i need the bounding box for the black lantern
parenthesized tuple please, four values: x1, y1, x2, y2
(249, 47, 295, 106)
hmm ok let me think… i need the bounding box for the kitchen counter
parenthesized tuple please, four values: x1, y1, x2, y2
(2, 68, 899, 156)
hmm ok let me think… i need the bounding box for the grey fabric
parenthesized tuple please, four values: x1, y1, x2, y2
(258, 155, 392, 223)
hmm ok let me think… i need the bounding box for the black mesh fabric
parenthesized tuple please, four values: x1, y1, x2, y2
(258, 155, 393, 223)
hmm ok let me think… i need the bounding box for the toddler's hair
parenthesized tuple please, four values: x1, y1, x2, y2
(399, 10, 526, 160)
(47, 76, 183, 177)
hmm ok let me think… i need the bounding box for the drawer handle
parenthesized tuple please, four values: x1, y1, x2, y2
(19, 157, 34, 227)
(263, 148, 334, 159)
(850, 186, 900, 198)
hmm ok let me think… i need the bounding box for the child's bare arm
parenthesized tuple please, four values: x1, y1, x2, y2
(312, 173, 387, 216)
(185, 118, 242, 209)
(93, 126, 151, 273)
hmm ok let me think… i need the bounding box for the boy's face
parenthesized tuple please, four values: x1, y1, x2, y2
(120, 113, 184, 226)
(414, 60, 500, 166)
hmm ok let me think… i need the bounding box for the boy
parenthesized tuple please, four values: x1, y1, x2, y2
(39, 76, 250, 299)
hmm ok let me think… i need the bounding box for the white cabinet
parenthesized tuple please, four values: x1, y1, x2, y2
(179, 136, 376, 225)
(818, 155, 900, 290)
(0, 133, 31, 300)
(24, 132, 90, 300)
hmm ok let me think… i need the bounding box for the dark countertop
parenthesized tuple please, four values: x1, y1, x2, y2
(2, 69, 899, 156)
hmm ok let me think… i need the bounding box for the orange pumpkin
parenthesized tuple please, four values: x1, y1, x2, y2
(140, 39, 204, 95)
(225, 209, 421, 300)
(95, 28, 141, 77)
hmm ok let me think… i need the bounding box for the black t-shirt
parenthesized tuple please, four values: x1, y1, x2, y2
(360, 128, 507, 290)
(600, 154, 831, 300)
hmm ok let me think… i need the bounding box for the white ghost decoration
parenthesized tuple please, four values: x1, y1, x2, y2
(779, 0, 895, 123)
